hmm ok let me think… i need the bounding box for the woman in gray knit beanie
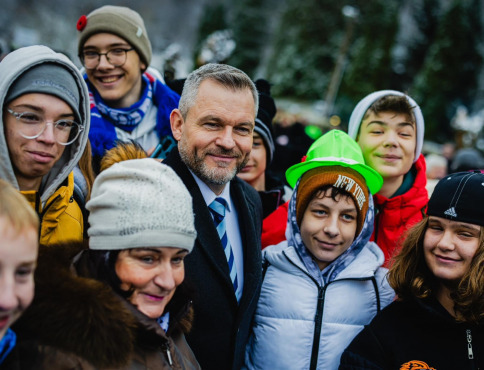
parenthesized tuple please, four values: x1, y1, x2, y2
(82, 157, 199, 368)
(3, 156, 201, 369)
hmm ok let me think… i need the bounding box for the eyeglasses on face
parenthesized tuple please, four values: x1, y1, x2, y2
(7, 109, 83, 145)
(80, 48, 135, 70)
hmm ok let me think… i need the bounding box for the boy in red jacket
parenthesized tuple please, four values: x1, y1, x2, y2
(347, 90, 428, 265)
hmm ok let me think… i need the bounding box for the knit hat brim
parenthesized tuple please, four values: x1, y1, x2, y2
(77, 5, 152, 67)
(296, 166, 370, 236)
(89, 230, 196, 251)
(254, 118, 275, 163)
(86, 159, 196, 252)
(5, 63, 82, 125)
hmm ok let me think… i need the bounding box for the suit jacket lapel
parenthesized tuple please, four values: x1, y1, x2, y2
(231, 178, 262, 312)
(165, 148, 237, 294)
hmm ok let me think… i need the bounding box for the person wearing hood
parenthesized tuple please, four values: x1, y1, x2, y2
(340, 171, 484, 370)
(243, 130, 395, 370)
(76, 5, 180, 172)
(4, 157, 200, 369)
(237, 79, 292, 219)
(0, 45, 90, 246)
(348, 90, 428, 265)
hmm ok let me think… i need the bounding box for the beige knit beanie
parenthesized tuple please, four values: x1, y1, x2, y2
(77, 5, 152, 67)
(86, 159, 196, 252)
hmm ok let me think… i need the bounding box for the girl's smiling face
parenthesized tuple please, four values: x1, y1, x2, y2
(424, 216, 481, 285)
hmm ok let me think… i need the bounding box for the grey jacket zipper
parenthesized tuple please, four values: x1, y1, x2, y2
(283, 252, 380, 370)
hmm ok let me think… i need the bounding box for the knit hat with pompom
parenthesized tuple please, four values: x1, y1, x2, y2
(86, 158, 196, 252)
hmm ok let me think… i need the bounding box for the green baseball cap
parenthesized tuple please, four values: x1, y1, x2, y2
(286, 129, 383, 194)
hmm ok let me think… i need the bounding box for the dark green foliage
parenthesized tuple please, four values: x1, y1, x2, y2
(339, 0, 400, 100)
(193, 3, 228, 65)
(266, 0, 344, 98)
(394, 0, 440, 91)
(412, 0, 482, 141)
(228, 0, 268, 78)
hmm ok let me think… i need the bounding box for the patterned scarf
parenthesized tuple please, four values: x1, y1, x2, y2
(86, 71, 180, 158)
(94, 75, 153, 132)
(285, 177, 375, 286)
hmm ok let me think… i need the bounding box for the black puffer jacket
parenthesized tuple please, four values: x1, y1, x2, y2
(339, 297, 484, 370)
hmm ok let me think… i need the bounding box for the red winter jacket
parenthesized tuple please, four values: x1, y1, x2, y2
(261, 155, 429, 262)
(373, 154, 428, 266)
(261, 201, 289, 249)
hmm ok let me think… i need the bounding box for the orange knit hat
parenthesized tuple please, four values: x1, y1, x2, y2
(296, 165, 370, 236)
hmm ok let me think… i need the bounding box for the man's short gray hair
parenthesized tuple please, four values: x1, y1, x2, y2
(179, 63, 258, 119)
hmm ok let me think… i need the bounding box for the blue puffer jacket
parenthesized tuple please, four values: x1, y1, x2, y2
(244, 241, 394, 370)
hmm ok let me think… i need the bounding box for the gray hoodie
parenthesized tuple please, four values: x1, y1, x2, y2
(0, 45, 90, 206)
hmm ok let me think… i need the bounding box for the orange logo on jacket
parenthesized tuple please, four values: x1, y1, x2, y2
(400, 360, 436, 370)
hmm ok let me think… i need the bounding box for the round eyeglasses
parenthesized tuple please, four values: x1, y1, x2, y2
(7, 109, 83, 145)
(80, 48, 135, 70)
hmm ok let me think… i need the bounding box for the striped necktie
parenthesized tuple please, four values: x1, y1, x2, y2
(209, 197, 241, 302)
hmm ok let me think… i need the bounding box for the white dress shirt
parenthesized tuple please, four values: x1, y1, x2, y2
(191, 172, 245, 295)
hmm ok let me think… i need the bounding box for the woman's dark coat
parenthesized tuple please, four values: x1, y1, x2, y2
(3, 243, 200, 369)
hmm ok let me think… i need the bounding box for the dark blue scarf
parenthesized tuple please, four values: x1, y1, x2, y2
(86, 72, 180, 158)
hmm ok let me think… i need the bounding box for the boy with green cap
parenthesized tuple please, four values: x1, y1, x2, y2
(243, 130, 394, 370)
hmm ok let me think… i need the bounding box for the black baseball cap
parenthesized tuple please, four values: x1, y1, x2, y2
(427, 171, 484, 227)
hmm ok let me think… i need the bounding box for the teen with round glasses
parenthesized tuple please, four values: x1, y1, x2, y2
(76, 5, 180, 172)
(0, 45, 90, 246)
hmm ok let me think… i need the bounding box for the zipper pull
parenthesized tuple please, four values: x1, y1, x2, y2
(466, 329, 474, 360)
(166, 347, 173, 366)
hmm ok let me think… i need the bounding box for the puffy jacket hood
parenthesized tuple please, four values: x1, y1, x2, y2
(0, 45, 90, 205)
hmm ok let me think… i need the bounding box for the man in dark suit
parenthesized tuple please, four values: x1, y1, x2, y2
(165, 63, 262, 370)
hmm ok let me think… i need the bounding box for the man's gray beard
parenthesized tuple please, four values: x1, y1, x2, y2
(179, 144, 249, 186)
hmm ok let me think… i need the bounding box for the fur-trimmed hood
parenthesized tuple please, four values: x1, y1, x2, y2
(11, 242, 194, 368)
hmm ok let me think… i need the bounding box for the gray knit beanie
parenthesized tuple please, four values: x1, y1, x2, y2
(77, 5, 152, 67)
(5, 63, 82, 125)
(347, 90, 425, 163)
(86, 159, 196, 252)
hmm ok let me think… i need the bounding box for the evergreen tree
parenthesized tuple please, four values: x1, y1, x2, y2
(193, 3, 227, 66)
(266, 0, 344, 99)
(228, 0, 268, 78)
(338, 0, 400, 102)
(393, 0, 440, 92)
(412, 0, 482, 142)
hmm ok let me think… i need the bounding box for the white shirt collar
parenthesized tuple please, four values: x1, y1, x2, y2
(189, 170, 232, 212)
